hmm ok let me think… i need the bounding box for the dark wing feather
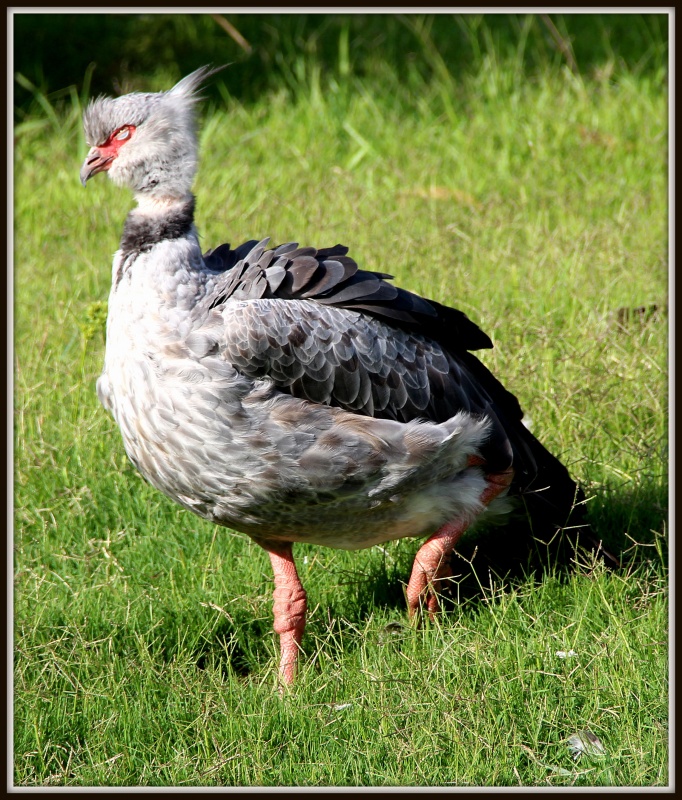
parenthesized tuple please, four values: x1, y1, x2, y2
(198, 239, 491, 351)
(193, 295, 512, 470)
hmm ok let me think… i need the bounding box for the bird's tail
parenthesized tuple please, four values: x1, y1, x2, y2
(452, 350, 619, 573)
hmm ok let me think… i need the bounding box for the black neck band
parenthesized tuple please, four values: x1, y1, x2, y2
(119, 196, 196, 260)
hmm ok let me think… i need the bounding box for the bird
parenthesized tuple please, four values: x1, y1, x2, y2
(80, 66, 600, 685)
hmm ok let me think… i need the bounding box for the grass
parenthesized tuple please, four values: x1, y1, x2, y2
(13, 36, 668, 787)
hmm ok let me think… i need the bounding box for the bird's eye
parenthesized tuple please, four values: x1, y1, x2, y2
(115, 127, 131, 141)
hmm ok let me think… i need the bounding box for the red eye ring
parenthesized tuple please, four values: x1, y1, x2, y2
(102, 125, 136, 148)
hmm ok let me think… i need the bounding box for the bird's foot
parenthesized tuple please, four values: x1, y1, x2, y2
(273, 586, 307, 685)
(406, 520, 465, 619)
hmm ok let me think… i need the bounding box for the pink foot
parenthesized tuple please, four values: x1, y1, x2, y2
(406, 520, 466, 617)
(267, 543, 307, 685)
(406, 463, 514, 618)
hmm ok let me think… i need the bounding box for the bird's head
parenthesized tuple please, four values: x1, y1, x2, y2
(80, 66, 219, 202)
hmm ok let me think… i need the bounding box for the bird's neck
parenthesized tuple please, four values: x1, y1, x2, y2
(110, 191, 210, 333)
(119, 193, 197, 261)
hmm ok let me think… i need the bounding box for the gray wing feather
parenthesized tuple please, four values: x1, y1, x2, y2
(192, 297, 491, 427)
(191, 238, 521, 472)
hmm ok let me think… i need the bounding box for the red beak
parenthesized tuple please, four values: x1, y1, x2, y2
(80, 147, 114, 186)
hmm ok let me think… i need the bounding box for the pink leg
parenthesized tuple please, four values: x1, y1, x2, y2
(406, 462, 514, 618)
(406, 519, 467, 616)
(266, 543, 307, 685)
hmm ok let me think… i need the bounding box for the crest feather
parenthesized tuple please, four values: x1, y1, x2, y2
(169, 65, 225, 101)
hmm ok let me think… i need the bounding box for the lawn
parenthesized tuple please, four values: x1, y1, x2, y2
(13, 21, 668, 787)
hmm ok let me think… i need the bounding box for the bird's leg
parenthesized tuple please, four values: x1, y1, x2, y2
(266, 542, 307, 685)
(406, 458, 514, 618)
(406, 518, 466, 617)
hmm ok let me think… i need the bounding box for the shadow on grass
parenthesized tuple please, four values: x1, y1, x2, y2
(325, 478, 668, 620)
(173, 480, 667, 681)
(194, 622, 255, 680)
(587, 481, 668, 565)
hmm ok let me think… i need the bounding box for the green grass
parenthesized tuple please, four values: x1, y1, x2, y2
(14, 43, 667, 787)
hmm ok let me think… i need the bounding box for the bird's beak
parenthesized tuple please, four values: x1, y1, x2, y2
(80, 147, 114, 187)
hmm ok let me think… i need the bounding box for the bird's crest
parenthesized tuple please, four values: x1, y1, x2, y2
(168, 65, 225, 101)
